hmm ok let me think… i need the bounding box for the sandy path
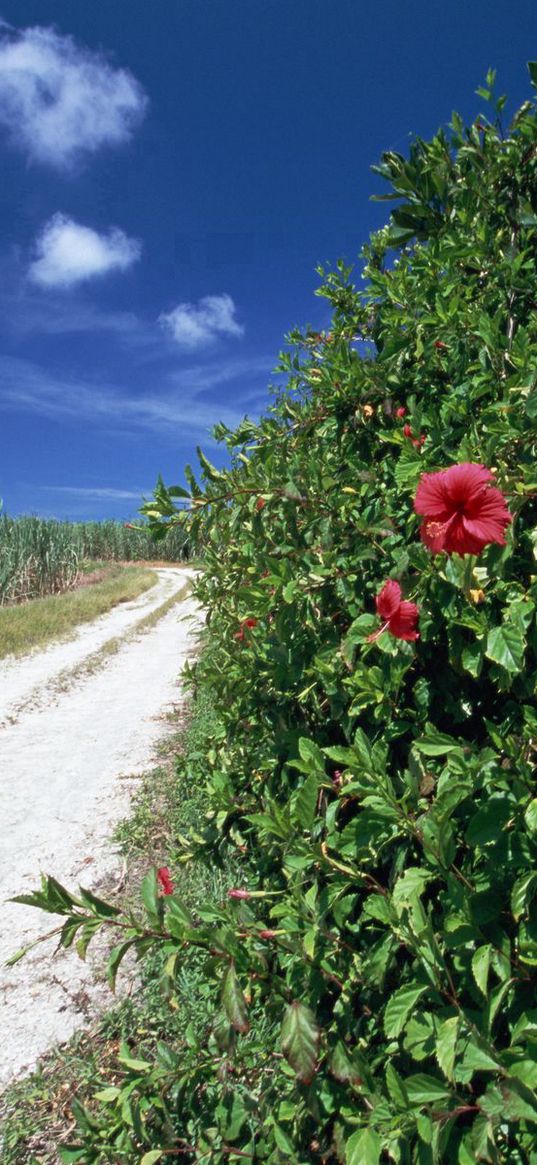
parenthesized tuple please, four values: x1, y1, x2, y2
(0, 568, 201, 1086)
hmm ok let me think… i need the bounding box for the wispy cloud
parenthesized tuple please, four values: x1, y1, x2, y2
(0, 21, 147, 168)
(42, 486, 149, 501)
(159, 293, 244, 350)
(0, 354, 273, 437)
(28, 214, 141, 289)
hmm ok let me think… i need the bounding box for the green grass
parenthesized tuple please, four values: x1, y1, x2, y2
(0, 565, 157, 659)
(0, 678, 232, 1165)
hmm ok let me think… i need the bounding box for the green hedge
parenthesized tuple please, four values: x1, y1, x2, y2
(25, 72, 537, 1163)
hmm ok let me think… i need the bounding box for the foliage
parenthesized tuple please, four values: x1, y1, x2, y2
(18, 72, 537, 1162)
(0, 510, 189, 604)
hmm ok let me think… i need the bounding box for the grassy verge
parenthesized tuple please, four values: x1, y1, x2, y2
(0, 566, 158, 659)
(0, 683, 231, 1164)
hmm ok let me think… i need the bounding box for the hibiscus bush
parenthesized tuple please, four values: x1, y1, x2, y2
(20, 71, 537, 1162)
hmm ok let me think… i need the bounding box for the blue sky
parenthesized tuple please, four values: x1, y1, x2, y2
(1, 1, 536, 519)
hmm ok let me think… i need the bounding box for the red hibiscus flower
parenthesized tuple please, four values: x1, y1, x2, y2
(157, 867, 174, 895)
(368, 580, 420, 642)
(414, 463, 512, 556)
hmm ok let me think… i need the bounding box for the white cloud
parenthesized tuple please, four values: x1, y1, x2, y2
(28, 214, 141, 289)
(159, 294, 244, 350)
(0, 354, 273, 437)
(0, 21, 147, 168)
(44, 486, 148, 501)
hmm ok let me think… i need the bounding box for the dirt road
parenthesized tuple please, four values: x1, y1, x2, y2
(0, 567, 200, 1086)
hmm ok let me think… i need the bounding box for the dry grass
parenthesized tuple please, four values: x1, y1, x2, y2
(0, 566, 157, 660)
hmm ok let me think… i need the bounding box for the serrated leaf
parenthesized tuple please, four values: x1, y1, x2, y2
(386, 1061, 410, 1108)
(511, 872, 537, 921)
(405, 1073, 451, 1104)
(414, 730, 461, 756)
(486, 622, 525, 675)
(329, 1040, 363, 1085)
(435, 1016, 459, 1081)
(281, 1000, 320, 1083)
(472, 944, 492, 996)
(345, 1127, 381, 1165)
(298, 737, 326, 772)
(222, 962, 250, 1033)
(293, 771, 319, 828)
(384, 983, 428, 1038)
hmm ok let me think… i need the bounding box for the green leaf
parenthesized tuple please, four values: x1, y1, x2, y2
(345, 1127, 381, 1165)
(472, 944, 492, 996)
(107, 939, 137, 992)
(414, 730, 461, 756)
(486, 622, 525, 675)
(140, 1153, 164, 1165)
(528, 60, 537, 87)
(293, 771, 319, 828)
(141, 869, 160, 918)
(384, 984, 428, 1038)
(78, 886, 120, 918)
(525, 798, 537, 834)
(386, 1061, 410, 1108)
(298, 737, 326, 772)
(222, 962, 250, 1033)
(281, 1001, 320, 1083)
(511, 872, 537, 921)
(405, 1073, 451, 1104)
(435, 1016, 459, 1081)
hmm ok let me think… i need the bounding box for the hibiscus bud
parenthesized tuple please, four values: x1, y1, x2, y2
(395, 406, 406, 418)
(124, 522, 135, 529)
(228, 888, 251, 900)
(403, 424, 413, 438)
(243, 617, 257, 629)
(434, 340, 448, 350)
(157, 867, 174, 895)
(256, 497, 265, 511)
(258, 929, 278, 940)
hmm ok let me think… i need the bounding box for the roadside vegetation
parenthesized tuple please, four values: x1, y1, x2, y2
(0, 565, 157, 658)
(8, 72, 537, 1162)
(0, 512, 189, 605)
(0, 690, 227, 1164)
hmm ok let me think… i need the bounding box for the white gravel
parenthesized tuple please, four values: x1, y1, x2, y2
(0, 567, 201, 1087)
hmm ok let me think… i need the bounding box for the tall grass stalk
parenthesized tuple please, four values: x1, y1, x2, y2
(0, 516, 189, 605)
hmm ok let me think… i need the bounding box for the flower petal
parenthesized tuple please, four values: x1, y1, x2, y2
(375, 579, 402, 619)
(388, 600, 420, 641)
(442, 463, 493, 505)
(414, 470, 452, 518)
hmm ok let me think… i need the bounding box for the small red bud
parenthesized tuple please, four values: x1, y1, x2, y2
(434, 340, 448, 350)
(228, 888, 251, 900)
(255, 497, 265, 511)
(157, 867, 174, 895)
(258, 929, 278, 940)
(395, 406, 406, 418)
(403, 424, 413, 438)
